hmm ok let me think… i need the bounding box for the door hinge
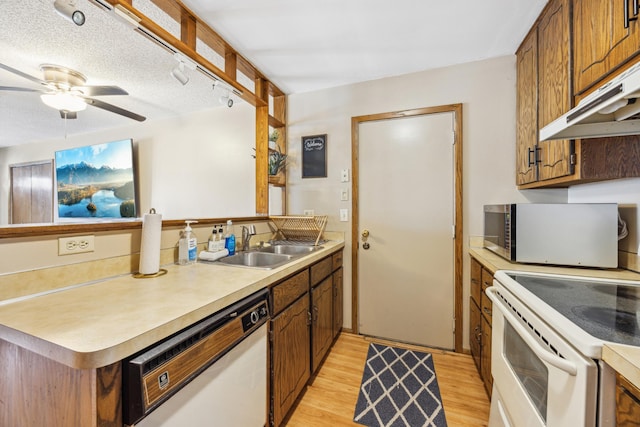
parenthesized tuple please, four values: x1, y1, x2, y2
(452, 225, 455, 239)
(570, 153, 577, 165)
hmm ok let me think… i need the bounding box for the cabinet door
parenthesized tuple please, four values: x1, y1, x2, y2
(311, 277, 333, 373)
(538, 0, 574, 182)
(271, 294, 310, 427)
(470, 257, 482, 306)
(516, 29, 538, 185)
(616, 372, 640, 426)
(333, 267, 343, 339)
(481, 316, 492, 397)
(574, 0, 640, 95)
(469, 299, 481, 373)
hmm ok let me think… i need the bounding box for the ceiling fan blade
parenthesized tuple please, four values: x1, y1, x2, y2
(0, 86, 44, 93)
(83, 97, 146, 122)
(0, 63, 48, 86)
(59, 110, 77, 119)
(75, 85, 129, 96)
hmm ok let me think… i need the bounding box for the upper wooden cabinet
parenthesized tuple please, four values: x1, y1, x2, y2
(516, 0, 640, 188)
(516, 29, 538, 186)
(516, 0, 573, 186)
(574, 0, 640, 96)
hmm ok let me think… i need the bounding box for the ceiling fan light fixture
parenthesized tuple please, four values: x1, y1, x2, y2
(40, 93, 87, 112)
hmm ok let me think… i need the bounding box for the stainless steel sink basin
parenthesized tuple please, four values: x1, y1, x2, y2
(217, 251, 294, 269)
(259, 244, 324, 255)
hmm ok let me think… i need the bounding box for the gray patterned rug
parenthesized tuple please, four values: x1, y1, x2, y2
(353, 343, 447, 427)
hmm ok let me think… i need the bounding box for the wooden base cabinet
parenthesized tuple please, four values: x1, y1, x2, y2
(616, 373, 640, 426)
(269, 249, 344, 426)
(468, 256, 492, 398)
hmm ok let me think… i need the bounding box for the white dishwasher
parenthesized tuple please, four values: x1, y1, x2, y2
(123, 289, 269, 427)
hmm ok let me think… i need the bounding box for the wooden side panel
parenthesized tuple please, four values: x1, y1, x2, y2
(271, 295, 310, 427)
(97, 363, 122, 427)
(580, 137, 640, 179)
(311, 277, 333, 373)
(272, 270, 309, 315)
(516, 30, 538, 185)
(0, 339, 96, 427)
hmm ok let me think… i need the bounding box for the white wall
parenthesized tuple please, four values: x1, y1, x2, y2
(287, 55, 566, 343)
(0, 103, 256, 224)
(569, 178, 640, 254)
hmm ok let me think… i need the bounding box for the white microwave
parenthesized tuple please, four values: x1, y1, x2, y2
(483, 203, 618, 268)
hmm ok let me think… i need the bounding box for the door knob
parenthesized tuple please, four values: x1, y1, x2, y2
(361, 229, 369, 238)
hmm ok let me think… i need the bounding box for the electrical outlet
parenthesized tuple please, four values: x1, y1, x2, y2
(303, 209, 315, 216)
(340, 188, 349, 201)
(340, 209, 349, 222)
(59, 235, 95, 255)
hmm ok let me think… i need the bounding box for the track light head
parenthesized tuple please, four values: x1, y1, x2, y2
(212, 81, 233, 108)
(170, 62, 189, 85)
(53, 0, 85, 26)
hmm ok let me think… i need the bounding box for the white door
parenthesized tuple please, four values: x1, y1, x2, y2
(358, 112, 455, 349)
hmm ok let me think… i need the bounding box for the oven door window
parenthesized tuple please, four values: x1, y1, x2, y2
(504, 322, 548, 422)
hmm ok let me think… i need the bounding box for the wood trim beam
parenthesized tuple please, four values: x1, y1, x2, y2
(350, 104, 464, 353)
(255, 78, 270, 215)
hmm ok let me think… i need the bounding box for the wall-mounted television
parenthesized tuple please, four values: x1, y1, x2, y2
(54, 139, 137, 220)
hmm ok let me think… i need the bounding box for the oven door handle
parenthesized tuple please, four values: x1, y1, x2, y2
(486, 287, 578, 376)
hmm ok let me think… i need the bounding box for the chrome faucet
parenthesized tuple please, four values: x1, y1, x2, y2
(242, 225, 256, 251)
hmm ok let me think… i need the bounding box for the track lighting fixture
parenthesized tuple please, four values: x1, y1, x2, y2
(53, 0, 85, 26)
(212, 80, 234, 108)
(170, 53, 197, 86)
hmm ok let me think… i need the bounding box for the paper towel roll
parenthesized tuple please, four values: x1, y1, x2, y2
(139, 210, 162, 275)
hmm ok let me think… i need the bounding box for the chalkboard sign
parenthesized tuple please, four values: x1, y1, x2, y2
(302, 134, 327, 178)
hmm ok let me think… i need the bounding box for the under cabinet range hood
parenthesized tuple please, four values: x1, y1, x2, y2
(540, 60, 640, 141)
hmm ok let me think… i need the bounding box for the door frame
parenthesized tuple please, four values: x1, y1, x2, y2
(351, 104, 464, 352)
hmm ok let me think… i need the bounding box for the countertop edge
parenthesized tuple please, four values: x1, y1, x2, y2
(0, 241, 345, 370)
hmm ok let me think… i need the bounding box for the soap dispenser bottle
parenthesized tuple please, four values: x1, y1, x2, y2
(224, 220, 236, 255)
(179, 220, 198, 265)
(207, 227, 218, 252)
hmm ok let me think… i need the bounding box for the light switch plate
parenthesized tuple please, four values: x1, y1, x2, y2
(341, 169, 350, 182)
(59, 235, 95, 255)
(340, 188, 349, 201)
(340, 209, 349, 222)
(303, 209, 314, 216)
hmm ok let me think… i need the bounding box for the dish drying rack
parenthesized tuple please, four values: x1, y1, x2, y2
(269, 215, 328, 246)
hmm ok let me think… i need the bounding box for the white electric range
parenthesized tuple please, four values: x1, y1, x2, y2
(487, 270, 640, 427)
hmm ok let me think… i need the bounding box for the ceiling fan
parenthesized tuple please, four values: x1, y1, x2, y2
(0, 62, 146, 122)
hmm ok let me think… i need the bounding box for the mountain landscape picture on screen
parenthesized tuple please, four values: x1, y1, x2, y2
(55, 139, 136, 219)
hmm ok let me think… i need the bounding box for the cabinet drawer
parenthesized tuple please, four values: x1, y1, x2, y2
(272, 270, 309, 315)
(332, 251, 343, 271)
(310, 257, 332, 287)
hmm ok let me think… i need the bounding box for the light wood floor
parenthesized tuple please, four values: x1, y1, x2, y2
(283, 332, 490, 426)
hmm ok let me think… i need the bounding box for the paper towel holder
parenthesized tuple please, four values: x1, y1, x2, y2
(134, 208, 167, 279)
(133, 269, 168, 279)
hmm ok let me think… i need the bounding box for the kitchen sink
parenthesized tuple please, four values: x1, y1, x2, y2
(258, 244, 324, 255)
(217, 251, 295, 269)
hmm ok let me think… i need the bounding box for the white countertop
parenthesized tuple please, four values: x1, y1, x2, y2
(0, 241, 344, 369)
